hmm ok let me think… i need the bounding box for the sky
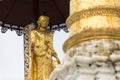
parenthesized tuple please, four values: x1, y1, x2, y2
(0, 28, 69, 80)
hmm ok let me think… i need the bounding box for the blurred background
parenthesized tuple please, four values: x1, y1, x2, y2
(0, 28, 69, 80)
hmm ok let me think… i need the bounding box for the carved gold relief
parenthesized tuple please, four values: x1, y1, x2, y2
(66, 7, 120, 27)
(63, 29, 120, 52)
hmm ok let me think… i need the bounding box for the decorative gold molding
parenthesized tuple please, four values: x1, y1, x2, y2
(63, 29, 120, 52)
(66, 7, 120, 28)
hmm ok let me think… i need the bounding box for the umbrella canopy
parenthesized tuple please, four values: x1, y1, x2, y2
(0, 0, 69, 35)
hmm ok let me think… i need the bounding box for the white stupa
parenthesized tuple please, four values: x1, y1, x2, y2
(50, 0, 120, 80)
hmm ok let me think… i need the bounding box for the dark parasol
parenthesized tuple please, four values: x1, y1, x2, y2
(0, 0, 69, 35)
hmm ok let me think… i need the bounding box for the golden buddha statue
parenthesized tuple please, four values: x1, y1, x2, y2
(27, 15, 60, 80)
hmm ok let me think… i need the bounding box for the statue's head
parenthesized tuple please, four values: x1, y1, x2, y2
(37, 12, 49, 28)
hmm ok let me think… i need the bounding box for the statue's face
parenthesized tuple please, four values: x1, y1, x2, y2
(37, 16, 49, 28)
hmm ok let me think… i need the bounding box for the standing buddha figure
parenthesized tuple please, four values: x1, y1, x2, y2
(30, 14, 60, 80)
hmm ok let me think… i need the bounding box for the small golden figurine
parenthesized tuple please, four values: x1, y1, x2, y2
(26, 14, 60, 80)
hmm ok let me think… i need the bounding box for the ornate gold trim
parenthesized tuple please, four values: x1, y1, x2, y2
(66, 7, 120, 27)
(63, 29, 120, 52)
(24, 25, 33, 80)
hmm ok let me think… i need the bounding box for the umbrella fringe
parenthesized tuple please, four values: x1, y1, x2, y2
(0, 21, 68, 36)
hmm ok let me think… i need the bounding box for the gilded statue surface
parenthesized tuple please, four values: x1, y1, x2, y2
(27, 15, 60, 80)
